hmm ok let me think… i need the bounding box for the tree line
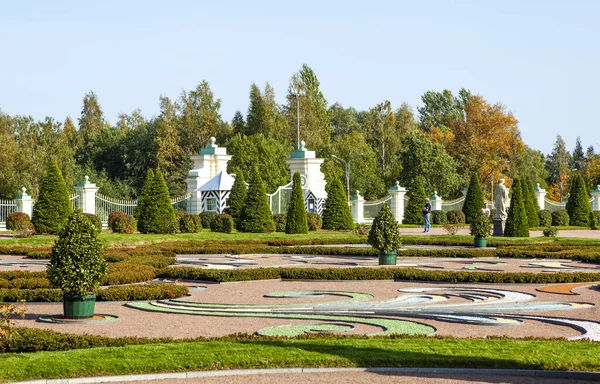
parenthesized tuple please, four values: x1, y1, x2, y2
(1, 64, 599, 201)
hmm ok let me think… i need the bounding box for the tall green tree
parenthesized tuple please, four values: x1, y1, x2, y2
(566, 173, 591, 226)
(76, 91, 107, 169)
(462, 173, 485, 224)
(328, 103, 362, 135)
(504, 179, 530, 237)
(238, 168, 275, 233)
(364, 100, 401, 181)
(403, 177, 427, 225)
(522, 179, 540, 228)
(32, 160, 72, 234)
(572, 136, 586, 171)
(322, 178, 354, 230)
(228, 170, 247, 228)
(136, 169, 177, 234)
(417, 89, 469, 132)
(545, 135, 572, 199)
(155, 96, 188, 195)
(285, 172, 308, 234)
(231, 110, 246, 135)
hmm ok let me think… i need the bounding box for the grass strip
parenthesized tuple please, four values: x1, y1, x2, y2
(1, 337, 599, 381)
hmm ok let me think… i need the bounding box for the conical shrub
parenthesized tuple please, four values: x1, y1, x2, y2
(285, 172, 308, 234)
(523, 179, 540, 228)
(322, 178, 354, 230)
(228, 170, 247, 228)
(403, 177, 427, 225)
(566, 173, 591, 226)
(462, 172, 485, 224)
(238, 167, 275, 233)
(136, 168, 177, 234)
(504, 178, 530, 237)
(32, 160, 72, 234)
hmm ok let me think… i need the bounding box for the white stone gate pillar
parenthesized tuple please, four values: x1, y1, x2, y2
(15, 187, 34, 218)
(591, 185, 600, 211)
(430, 191, 442, 211)
(535, 183, 547, 210)
(389, 181, 407, 224)
(350, 190, 364, 224)
(75, 176, 99, 215)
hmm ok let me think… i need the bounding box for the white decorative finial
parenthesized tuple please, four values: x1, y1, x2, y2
(434, 190, 438, 196)
(299, 140, 306, 150)
(21, 187, 27, 194)
(84, 175, 89, 184)
(209, 136, 216, 144)
(536, 183, 540, 188)
(395, 180, 400, 187)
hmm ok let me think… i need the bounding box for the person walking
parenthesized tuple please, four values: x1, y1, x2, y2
(422, 198, 432, 233)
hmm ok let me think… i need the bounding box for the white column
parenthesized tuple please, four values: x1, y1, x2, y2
(591, 185, 600, 211)
(15, 187, 34, 218)
(430, 191, 442, 211)
(389, 181, 408, 224)
(350, 190, 364, 224)
(534, 183, 547, 210)
(75, 176, 99, 215)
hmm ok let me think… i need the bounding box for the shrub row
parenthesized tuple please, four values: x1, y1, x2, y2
(159, 266, 600, 284)
(0, 283, 187, 302)
(104, 263, 157, 285)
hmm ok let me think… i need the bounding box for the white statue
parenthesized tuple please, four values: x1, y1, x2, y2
(494, 179, 509, 220)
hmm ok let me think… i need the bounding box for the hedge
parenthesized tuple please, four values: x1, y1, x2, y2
(538, 210, 552, 227)
(552, 210, 570, 226)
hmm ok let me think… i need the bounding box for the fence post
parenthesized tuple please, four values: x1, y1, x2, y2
(15, 187, 34, 218)
(389, 181, 407, 224)
(535, 183, 547, 210)
(591, 185, 600, 211)
(350, 190, 364, 224)
(75, 176, 99, 215)
(430, 191, 442, 211)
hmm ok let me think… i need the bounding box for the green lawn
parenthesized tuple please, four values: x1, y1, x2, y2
(1, 337, 599, 381)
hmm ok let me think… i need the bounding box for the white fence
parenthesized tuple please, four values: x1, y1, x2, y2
(363, 195, 392, 221)
(0, 199, 18, 230)
(268, 181, 293, 215)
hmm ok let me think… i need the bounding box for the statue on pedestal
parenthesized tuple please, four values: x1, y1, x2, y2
(493, 179, 509, 236)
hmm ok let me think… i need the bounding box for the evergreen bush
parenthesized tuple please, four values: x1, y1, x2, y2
(538, 210, 552, 227)
(285, 172, 308, 234)
(238, 168, 275, 233)
(462, 173, 485, 224)
(136, 169, 178, 234)
(108, 212, 128, 232)
(523, 180, 540, 228)
(31, 160, 72, 234)
(566, 173, 591, 226)
(470, 210, 492, 238)
(589, 211, 597, 230)
(552, 210, 570, 226)
(307, 213, 322, 231)
(594, 211, 600, 227)
(82, 213, 102, 234)
(446, 210, 466, 224)
(273, 214, 287, 232)
(47, 212, 107, 295)
(367, 203, 401, 253)
(199, 212, 217, 229)
(112, 215, 137, 234)
(176, 212, 202, 233)
(210, 214, 234, 233)
(403, 177, 427, 225)
(504, 179, 530, 237)
(543, 227, 558, 237)
(6, 213, 33, 232)
(228, 171, 247, 227)
(431, 210, 447, 225)
(321, 178, 354, 230)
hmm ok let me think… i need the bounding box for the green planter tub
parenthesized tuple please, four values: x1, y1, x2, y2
(378, 251, 397, 265)
(474, 237, 488, 248)
(63, 294, 96, 319)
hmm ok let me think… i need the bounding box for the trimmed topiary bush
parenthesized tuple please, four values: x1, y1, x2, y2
(543, 227, 558, 237)
(403, 177, 427, 225)
(504, 178, 529, 237)
(566, 173, 591, 226)
(322, 178, 354, 230)
(83, 213, 102, 234)
(307, 213, 322, 231)
(273, 214, 287, 232)
(589, 211, 597, 230)
(285, 172, 308, 234)
(593, 211, 600, 229)
(552, 210, 570, 226)
(136, 169, 178, 234)
(228, 171, 247, 227)
(176, 212, 202, 233)
(199, 212, 217, 229)
(6, 213, 34, 237)
(446, 210, 465, 224)
(431, 210, 447, 225)
(47, 212, 107, 295)
(538, 209, 552, 227)
(462, 172, 485, 224)
(238, 167, 275, 233)
(367, 203, 401, 253)
(108, 212, 128, 232)
(32, 160, 72, 234)
(523, 180, 540, 228)
(470, 210, 492, 238)
(112, 215, 137, 234)
(210, 214, 234, 233)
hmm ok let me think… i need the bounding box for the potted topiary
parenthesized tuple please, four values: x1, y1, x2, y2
(470, 210, 492, 248)
(368, 203, 401, 265)
(47, 211, 107, 319)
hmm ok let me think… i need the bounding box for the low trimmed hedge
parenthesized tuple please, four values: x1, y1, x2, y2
(552, 210, 570, 226)
(431, 210, 447, 225)
(446, 210, 466, 224)
(273, 214, 287, 232)
(538, 210, 552, 227)
(210, 214, 234, 233)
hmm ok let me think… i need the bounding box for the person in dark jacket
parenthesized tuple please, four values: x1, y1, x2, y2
(422, 198, 432, 233)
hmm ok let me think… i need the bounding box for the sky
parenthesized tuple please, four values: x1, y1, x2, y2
(1, 0, 599, 155)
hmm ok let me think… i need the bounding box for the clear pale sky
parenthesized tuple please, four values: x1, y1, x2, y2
(1, 0, 598, 154)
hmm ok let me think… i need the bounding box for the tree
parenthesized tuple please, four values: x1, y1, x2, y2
(32, 160, 72, 234)
(322, 178, 354, 230)
(154, 96, 187, 195)
(136, 169, 177, 234)
(403, 177, 427, 225)
(364, 100, 401, 181)
(328, 103, 362, 135)
(522, 179, 540, 228)
(238, 167, 275, 233)
(545, 135, 572, 200)
(228, 170, 247, 227)
(368, 203, 401, 253)
(572, 136, 585, 171)
(76, 91, 107, 169)
(462, 172, 485, 224)
(285, 172, 308, 234)
(566, 173, 591, 226)
(417, 89, 468, 132)
(504, 179, 529, 237)
(231, 110, 246, 135)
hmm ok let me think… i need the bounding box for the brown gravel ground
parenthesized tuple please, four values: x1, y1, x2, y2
(13, 280, 600, 340)
(101, 371, 599, 384)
